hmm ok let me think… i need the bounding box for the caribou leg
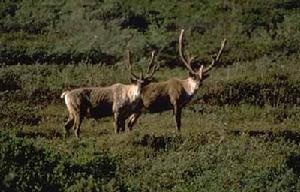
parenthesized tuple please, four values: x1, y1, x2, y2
(73, 113, 83, 138)
(173, 105, 182, 132)
(128, 112, 141, 131)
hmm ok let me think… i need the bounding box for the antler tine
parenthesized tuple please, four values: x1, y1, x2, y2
(126, 50, 139, 79)
(179, 29, 197, 75)
(147, 62, 160, 79)
(145, 50, 161, 79)
(199, 65, 204, 79)
(203, 38, 227, 73)
(146, 50, 156, 74)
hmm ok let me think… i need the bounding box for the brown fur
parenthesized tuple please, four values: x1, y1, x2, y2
(127, 29, 226, 131)
(141, 78, 195, 112)
(127, 77, 201, 131)
(62, 83, 143, 138)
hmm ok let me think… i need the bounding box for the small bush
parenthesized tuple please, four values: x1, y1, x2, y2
(0, 132, 118, 192)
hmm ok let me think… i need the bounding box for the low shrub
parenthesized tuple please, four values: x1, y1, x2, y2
(203, 80, 300, 106)
(0, 131, 118, 192)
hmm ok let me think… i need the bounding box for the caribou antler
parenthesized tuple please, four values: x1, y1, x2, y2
(203, 39, 227, 74)
(179, 29, 197, 75)
(126, 50, 160, 80)
(126, 50, 140, 80)
(179, 29, 226, 75)
(145, 50, 160, 79)
(146, 51, 156, 74)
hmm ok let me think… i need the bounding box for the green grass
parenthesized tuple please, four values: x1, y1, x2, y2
(2, 104, 300, 191)
(1, 62, 300, 191)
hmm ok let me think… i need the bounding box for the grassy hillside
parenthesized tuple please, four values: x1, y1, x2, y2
(1, 0, 300, 191)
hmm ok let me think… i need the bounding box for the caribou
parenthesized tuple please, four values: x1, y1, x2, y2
(127, 29, 227, 131)
(61, 51, 160, 138)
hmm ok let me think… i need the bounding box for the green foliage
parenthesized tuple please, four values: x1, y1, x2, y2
(203, 80, 300, 106)
(124, 136, 300, 192)
(1, 0, 300, 64)
(0, 101, 41, 129)
(0, 64, 129, 91)
(0, 131, 118, 192)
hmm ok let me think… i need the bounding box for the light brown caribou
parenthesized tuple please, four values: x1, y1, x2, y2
(127, 29, 227, 131)
(61, 51, 160, 138)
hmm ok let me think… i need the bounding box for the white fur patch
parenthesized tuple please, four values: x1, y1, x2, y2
(127, 85, 140, 102)
(64, 93, 72, 111)
(186, 77, 199, 96)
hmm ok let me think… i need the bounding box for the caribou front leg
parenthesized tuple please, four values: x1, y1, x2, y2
(114, 112, 120, 133)
(173, 105, 182, 132)
(128, 112, 141, 131)
(114, 111, 126, 133)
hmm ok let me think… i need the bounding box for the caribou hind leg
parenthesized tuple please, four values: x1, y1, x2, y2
(64, 116, 74, 137)
(73, 113, 83, 138)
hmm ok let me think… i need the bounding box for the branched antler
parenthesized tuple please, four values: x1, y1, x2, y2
(126, 50, 140, 80)
(146, 51, 156, 74)
(145, 51, 160, 79)
(179, 29, 197, 75)
(203, 39, 227, 74)
(126, 50, 160, 80)
(179, 29, 226, 76)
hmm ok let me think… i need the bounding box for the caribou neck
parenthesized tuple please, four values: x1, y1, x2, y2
(127, 84, 141, 102)
(183, 77, 200, 96)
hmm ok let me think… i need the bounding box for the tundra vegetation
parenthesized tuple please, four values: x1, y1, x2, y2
(1, 0, 300, 191)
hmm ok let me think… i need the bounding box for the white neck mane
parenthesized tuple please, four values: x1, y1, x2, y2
(185, 77, 199, 96)
(127, 84, 141, 102)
